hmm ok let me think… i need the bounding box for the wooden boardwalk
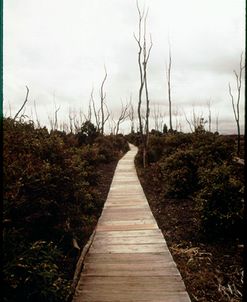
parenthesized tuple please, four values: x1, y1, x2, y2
(73, 144, 191, 302)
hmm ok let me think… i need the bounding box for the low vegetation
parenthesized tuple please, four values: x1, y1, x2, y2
(3, 117, 129, 302)
(127, 131, 244, 301)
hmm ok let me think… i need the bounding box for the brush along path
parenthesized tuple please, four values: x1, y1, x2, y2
(73, 144, 191, 302)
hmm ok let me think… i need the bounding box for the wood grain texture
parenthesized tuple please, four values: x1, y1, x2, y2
(73, 144, 191, 302)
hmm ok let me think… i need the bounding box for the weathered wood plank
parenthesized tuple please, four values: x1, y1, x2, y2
(93, 229, 162, 238)
(90, 243, 169, 253)
(93, 235, 165, 245)
(72, 144, 191, 302)
(84, 252, 173, 263)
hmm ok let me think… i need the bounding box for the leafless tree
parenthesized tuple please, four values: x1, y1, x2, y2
(207, 100, 212, 132)
(115, 101, 130, 135)
(87, 89, 93, 122)
(166, 47, 173, 132)
(14, 86, 29, 120)
(134, 0, 152, 167)
(183, 109, 193, 133)
(228, 52, 245, 156)
(91, 88, 101, 131)
(215, 111, 219, 133)
(100, 66, 110, 134)
(129, 97, 135, 133)
(68, 107, 75, 133)
(54, 104, 61, 130)
(152, 104, 165, 132)
(183, 107, 207, 133)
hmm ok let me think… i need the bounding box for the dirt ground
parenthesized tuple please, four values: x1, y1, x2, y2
(136, 166, 244, 302)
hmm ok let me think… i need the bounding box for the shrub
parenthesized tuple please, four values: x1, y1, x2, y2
(196, 164, 244, 240)
(3, 117, 129, 301)
(3, 240, 71, 302)
(159, 149, 198, 198)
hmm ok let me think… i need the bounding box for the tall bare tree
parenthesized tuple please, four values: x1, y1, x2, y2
(207, 100, 212, 133)
(100, 66, 110, 134)
(54, 104, 61, 130)
(134, 0, 152, 167)
(228, 52, 245, 156)
(166, 47, 173, 132)
(129, 96, 135, 133)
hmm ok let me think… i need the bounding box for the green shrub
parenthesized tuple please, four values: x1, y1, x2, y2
(196, 164, 244, 240)
(3, 117, 129, 301)
(159, 149, 198, 198)
(3, 240, 71, 302)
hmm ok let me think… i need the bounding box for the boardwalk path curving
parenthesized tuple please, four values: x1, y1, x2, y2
(73, 144, 191, 302)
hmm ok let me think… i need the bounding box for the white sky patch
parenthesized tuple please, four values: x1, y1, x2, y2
(3, 0, 245, 134)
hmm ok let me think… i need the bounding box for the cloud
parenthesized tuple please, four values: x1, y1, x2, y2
(3, 0, 245, 133)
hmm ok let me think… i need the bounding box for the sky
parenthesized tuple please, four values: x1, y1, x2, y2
(3, 0, 245, 134)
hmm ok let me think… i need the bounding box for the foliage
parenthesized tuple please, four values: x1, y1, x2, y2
(196, 164, 244, 240)
(139, 131, 244, 242)
(3, 240, 71, 302)
(159, 149, 198, 198)
(3, 117, 128, 301)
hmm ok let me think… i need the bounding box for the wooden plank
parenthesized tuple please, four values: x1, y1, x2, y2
(72, 143, 191, 302)
(92, 235, 165, 245)
(89, 243, 169, 253)
(84, 252, 173, 263)
(74, 290, 191, 302)
(83, 262, 177, 271)
(96, 224, 157, 231)
(93, 229, 162, 238)
(77, 275, 184, 286)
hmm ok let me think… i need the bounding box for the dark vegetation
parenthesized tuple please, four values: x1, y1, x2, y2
(3, 117, 129, 302)
(126, 130, 244, 301)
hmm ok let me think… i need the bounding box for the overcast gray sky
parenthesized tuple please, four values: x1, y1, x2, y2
(3, 0, 245, 134)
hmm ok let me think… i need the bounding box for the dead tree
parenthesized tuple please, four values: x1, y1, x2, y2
(54, 104, 61, 130)
(215, 112, 219, 133)
(87, 89, 93, 122)
(115, 101, 130, 135)
(183, 109, 193, 133)
(134, 0, 152, 168)
(14, 86, 29, 120)
(207, 100, 212, 132)
(91, 88, 101, 131)
(129, 97, 135, 133)
(153, 104, 165, 132)
(100, 66, 108, 134)
(166, 48, 173, 132)
(228, 53, 245, 156)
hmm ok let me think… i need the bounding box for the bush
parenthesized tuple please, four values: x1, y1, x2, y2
(196, 164, 244, 240)
(3, 117, 129, 301)
(3, 240, 71, 302)
(159, 149, 198, 198)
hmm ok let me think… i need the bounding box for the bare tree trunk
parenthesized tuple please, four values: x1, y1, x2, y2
(134, 1, 152, 168)
(116, 101, 130, 135)
(54, 104, 61, 130)
(183, 109, 193, 133)
(100, 67, 107, 134)
(129, 97, 135, 133)
(134, 2, 145, 139)
(14, 86, 29, 120)
(207, 100, 212, 132)
(215, 112, 219, 133)
(166, 49, 173, 132)
(228, 52, 244, 156)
